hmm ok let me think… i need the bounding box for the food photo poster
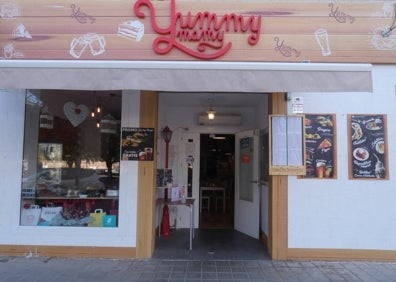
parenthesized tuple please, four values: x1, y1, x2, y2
(303, 114, 336, 179)
(348, 114, 388, 179)
(121, 127, 154, 161)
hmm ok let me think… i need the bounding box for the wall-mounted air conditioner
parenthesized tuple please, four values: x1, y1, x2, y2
(198, 114, 242, 126)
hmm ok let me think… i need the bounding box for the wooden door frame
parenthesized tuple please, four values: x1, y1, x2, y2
(268, 92, 288, 260)
(136, 91, 158, 258)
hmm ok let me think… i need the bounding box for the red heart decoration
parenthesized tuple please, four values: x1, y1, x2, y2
(75, 108, 81, 114)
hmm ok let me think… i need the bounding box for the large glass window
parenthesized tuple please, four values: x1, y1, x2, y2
(20, 90, 121, 227)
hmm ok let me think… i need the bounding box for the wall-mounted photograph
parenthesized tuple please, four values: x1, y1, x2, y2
(348, 114, 388, 180)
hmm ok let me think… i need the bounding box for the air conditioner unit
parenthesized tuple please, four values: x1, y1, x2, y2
(198, 114, 242, 126)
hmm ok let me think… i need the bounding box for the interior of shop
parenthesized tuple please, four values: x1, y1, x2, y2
(199, 134, 235, 229)
(156, 91, 269, 258)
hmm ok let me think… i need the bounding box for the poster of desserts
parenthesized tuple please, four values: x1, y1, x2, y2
(304, 114, 336, 179)
(121, 127, 154, 161)
(348, 114, 388, 179)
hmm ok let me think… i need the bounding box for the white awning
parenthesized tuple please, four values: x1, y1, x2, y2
(0, 60, 372, 92)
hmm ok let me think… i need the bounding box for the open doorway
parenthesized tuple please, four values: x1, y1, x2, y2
(199, 134, 235, 229)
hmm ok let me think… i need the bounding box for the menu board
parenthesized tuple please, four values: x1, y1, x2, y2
(348, 114, 388, 179)
(269, 115, 305, 175)
(304, 114, 336, 179)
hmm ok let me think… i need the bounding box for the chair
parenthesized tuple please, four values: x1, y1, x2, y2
(215, 196, 225, 213)
(200, 196, 210, 213)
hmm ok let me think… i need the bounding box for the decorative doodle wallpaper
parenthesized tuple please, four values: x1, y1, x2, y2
(0, 1, 395, 62)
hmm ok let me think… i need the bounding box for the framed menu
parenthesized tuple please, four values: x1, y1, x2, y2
(303, 114, 336, 179)
(348, 114, 388, 180)
(269, 115, 306, 175)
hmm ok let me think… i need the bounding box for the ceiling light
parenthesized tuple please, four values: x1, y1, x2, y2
(207, 109, 216, 120)
(207, 97, 216, 120)
(212, 136, 226, 140)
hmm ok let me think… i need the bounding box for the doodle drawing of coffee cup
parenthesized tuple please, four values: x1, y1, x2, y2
(3, 43, 14, 59)
(85, 33, 105, 56)
(70, 36, 88, 59)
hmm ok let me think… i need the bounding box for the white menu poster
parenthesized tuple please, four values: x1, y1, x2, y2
(271, 116, 287, 165)
(271, 116, 304, 166)
(287, 116, 303, 165)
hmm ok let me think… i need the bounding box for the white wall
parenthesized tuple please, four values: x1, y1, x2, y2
(0, 89, 26, 239)
(288, 65, 396, 250)
(0, 89, 139, 248)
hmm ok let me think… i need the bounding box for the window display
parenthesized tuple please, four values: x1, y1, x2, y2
(20, 90, 121, 227)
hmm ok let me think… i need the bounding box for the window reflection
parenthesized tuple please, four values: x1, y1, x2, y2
(20, 90, 121, 227)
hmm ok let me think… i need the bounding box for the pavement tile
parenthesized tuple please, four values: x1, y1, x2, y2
(218, 272, 233, 279)
(2, 257, 396, 282)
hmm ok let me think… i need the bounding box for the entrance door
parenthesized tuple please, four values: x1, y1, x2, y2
(234, 130, 260, 239)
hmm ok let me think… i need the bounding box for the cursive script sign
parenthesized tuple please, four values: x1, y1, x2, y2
(274, 37, 300, 58)
(329, 3, 354, 24)
(134, 0, 262, 59)
(71, 4, 96, 24)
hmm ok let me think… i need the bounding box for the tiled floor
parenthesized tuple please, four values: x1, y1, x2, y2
(3, 229, 396, 281)
(3, 256, 396, 281)
(153, 229, 270, 260)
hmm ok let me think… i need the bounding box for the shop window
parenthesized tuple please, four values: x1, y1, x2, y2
(20, 90, 121, 227)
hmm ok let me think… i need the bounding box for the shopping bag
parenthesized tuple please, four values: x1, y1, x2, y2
(40, 205, 62, 223)
(88, 209, 106, 227)
(102, 215, 117, 227)
(20, 205, 41, 226)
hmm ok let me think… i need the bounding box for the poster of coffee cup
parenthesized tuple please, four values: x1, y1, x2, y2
(121, 127, 154, 161)
(303, 114, 336, 179)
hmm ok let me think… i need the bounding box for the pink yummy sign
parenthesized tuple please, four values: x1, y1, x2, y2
(134, 0, 262, 59)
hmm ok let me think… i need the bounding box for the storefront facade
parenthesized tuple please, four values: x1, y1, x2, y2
(0, 0, 395, 260)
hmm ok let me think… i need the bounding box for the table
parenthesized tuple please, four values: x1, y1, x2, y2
(200, 187, 226, 214)
(156, 198, 195, 250)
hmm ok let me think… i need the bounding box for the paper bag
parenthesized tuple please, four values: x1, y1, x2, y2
(21, 205, 41, 226)
(103, 215, 117, 227)
(40, 206, 62, 223)
(88, 209, 106, 227)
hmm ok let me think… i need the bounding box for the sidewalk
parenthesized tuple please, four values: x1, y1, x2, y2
(1, 256, 396, 281)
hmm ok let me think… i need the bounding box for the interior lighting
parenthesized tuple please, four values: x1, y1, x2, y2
(207, 98, 216, 120)
(207, 109, 216, 120)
